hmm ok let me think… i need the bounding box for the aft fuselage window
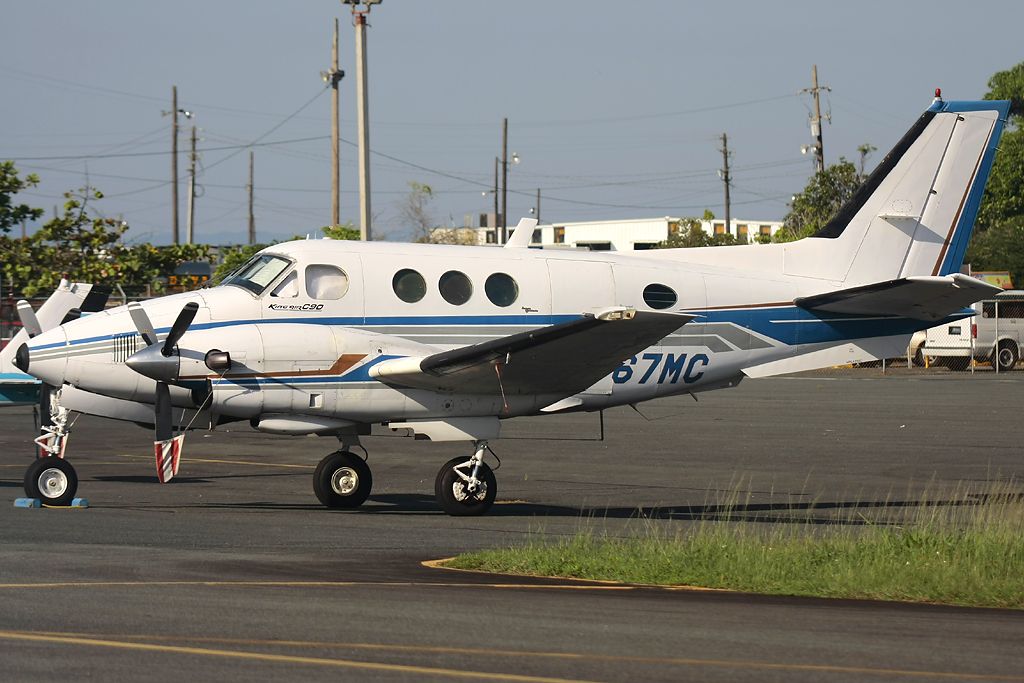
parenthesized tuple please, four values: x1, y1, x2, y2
(485, 273, 519, 307)
(393, 269, 427, 303)
(439, 270, 473, 305)
(306, 264, 350, 300)
(643, 283, 677, 309)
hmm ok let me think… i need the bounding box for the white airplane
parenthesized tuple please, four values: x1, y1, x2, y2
(12, 96, 1010, 515)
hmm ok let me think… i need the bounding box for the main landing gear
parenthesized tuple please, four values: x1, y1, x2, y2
(434, 441, 497, 517)
(311, 440, 498, 516)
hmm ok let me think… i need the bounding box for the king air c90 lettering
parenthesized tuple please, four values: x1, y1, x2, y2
(10, 96, 1012, 516)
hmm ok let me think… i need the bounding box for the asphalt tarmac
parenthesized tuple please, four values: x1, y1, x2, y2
(1, 372, 1022, 682)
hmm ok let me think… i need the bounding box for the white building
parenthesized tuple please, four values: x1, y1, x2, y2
(443, 216, 785, 250)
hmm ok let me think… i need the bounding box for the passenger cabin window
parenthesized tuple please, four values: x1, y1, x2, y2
(393, 269, 427, 303)
(306, 264, 349, 300)
(222, 254, 291, 295)
(271, 270, 299, 298)
(439, 270, 472, 305)
(643, 283, 677, 309)
(485, 273, 518, 307)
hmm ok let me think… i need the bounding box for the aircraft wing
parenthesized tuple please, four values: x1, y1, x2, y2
(371, 307, 692, 395)
(794, 274, 1001, 322)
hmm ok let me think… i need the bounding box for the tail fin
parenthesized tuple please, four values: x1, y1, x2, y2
(783, 99, 1010, 284)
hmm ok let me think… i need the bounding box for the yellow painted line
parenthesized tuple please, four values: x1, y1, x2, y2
(7, 630, 1023, 682)
(422, 558, 727, 592)
(114, 453, 313, 470)
(0, 630, 596, 683)
(0, 579, 633, 591)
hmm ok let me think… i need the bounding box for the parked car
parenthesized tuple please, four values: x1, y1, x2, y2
(922, 290, 1024, 371)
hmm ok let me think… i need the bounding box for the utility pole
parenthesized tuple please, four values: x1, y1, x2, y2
(535, 188, 541, 223)
(322, 18, 345, 227)
(186, 125, 198, 244)
(344, 0, 380, 241)
(247, 151, 256, 245)
(720, 133, 731, 235)
(171, 86, 179, 244)
(500, 117, 508, 244)
(801, 64, 830, 174)
(493, 156, 499, 232)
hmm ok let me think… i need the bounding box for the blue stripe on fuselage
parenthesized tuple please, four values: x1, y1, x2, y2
(42, 307, 973, 352)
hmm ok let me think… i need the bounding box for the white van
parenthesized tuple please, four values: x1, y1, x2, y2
(923, 290, 1024, 371)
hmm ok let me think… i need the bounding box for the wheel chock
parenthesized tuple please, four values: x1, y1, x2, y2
(13, 498, 89, 509)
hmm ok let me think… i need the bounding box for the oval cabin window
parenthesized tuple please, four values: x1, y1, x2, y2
(439, 270, 473, 306)
(305, 264, 349, 300)
(485, 273, 519, 307)
(643, 283, 677, 309)
(393, 269, 427, 303)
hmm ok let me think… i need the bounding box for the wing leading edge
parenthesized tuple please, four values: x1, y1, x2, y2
(371, 307, 692, 395)
(794, 274, 1001, 321)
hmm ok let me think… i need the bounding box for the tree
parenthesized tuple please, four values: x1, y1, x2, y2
(400, 181, 436, 242)
(976, 61, 1024, 231)
(773, 159, 861, 243)
(656, 212, 743, 249)
(965, 219, 1024, 286)
(322, 222, 360, 241)
(0, 162, 44, 234)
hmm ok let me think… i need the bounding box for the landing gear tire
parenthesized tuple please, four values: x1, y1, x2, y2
(995, 343, 1019, 372)
(313, 451, 372, 509)
(24, 456, 78, 506)
(435, 456, 497, 517)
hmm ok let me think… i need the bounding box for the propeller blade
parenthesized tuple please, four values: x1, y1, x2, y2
(153, 381, 182, 483)
(16, 300, 42, 337)
(162, 302, 199, 357)
(128, 303, 158, 346)
(154, 381, 172, 442)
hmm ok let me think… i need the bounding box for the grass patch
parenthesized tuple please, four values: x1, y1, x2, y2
(448, 481, 1024, 609)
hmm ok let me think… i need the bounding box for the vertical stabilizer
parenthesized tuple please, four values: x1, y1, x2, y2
(782, 99, 1009, 284)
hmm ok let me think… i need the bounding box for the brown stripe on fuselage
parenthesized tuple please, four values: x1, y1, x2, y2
(180, 353, 367, 381)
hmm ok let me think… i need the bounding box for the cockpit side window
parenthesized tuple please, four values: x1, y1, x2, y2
(305, 264, 350, 300)
(271, 270, 299, 298)
(222, 254, 292, 295)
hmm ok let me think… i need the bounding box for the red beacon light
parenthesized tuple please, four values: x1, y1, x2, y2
(934, 87, 943, 101)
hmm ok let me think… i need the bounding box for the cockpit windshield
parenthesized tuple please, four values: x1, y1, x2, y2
(220, 254, 292, 295)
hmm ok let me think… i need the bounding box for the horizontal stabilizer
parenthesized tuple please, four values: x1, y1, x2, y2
(794, 274, 1001, 321)
(372, 307, 691, 395)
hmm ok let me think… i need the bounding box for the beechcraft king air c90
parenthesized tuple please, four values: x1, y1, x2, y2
(13, 96, 1010, 514)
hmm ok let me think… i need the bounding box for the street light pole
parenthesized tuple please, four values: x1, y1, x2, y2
(344, 0, 381, 241)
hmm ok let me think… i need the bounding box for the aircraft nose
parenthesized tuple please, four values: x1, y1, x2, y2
(13, 343, 30, 372)
(24, 326, 69, 386)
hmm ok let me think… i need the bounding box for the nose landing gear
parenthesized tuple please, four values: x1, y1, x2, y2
(434, 441, 497, 516)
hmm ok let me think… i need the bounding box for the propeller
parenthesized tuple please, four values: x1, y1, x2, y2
(124, 302, 200, 483)
(16, 300, 42, 338)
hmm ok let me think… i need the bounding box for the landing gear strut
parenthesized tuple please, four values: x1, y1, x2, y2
(434, 441, 497, 516)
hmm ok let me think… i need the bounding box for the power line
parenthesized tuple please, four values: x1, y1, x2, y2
(6, 134, 328, 162)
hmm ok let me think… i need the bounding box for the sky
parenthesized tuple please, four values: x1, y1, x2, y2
(2, 1, 1022, 245)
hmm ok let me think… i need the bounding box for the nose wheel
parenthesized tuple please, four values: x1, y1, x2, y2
(313, 450, 372, 509)
(24, 456, 78, 507)
(434, 442, 497, 516)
